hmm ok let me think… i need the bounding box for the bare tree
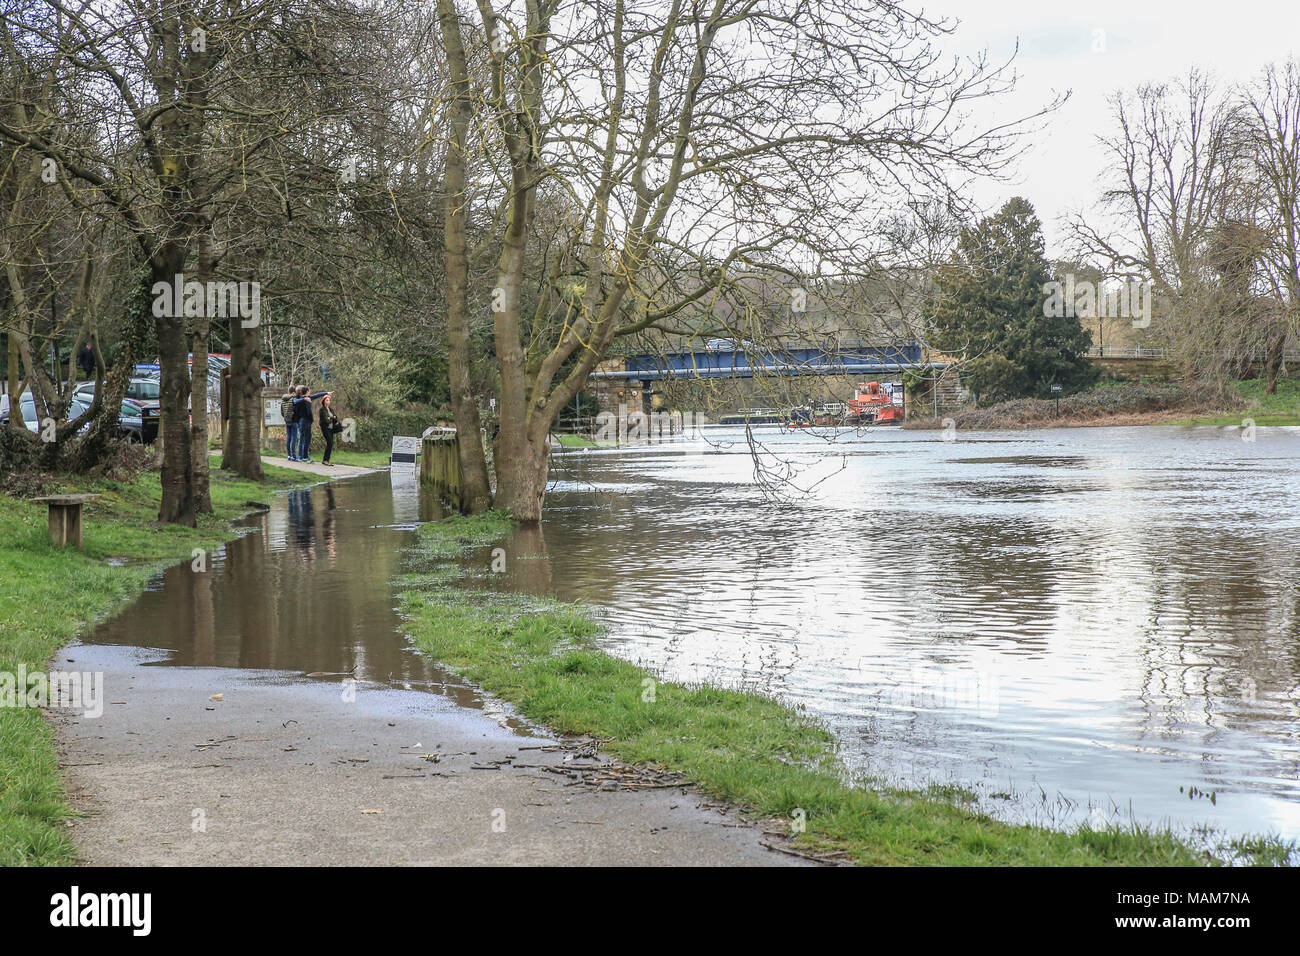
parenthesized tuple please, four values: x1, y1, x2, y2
(0, 0, 377, 518)
(430, 0, 1049, 521)
(0, 18, 126, 466)
(1241, 60, 1300, 393)
(1070, 73, 1238, 297)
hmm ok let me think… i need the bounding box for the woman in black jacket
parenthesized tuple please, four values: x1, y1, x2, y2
(318, 393, 342, 465)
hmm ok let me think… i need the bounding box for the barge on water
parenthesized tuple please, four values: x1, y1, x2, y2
(786, 381, 903, 428)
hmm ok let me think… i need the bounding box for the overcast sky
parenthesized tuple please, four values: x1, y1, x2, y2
(936, 0, 1298, 257)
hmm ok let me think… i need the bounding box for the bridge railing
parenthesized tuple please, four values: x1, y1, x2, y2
(1088, 345, 1300, 362)
(1087, 346, 1171, 359)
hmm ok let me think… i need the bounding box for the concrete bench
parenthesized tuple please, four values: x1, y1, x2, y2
(30, 494, 102, 549)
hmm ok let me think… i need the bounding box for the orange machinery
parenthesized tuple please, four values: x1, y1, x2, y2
(845, 381, 902, 424)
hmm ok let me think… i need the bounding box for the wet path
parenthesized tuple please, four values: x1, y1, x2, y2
(55, 473, 803, 866)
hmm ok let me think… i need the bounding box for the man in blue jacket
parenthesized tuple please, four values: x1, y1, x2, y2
(292, 385, 327, 461)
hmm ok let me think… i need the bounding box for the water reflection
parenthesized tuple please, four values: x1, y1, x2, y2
(524, 425, 1300, 840)
(82, 472, 523, 727)
(78, 425, 1300, 842)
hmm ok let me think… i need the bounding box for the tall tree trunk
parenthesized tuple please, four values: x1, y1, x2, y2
(222, 308, 264, 480)
(490, 232, 531, 519)
(494, 430, 550, 523)
(190, 234, 213, 512)
(1264, 326, 1286, 394)
(437, 0, 492, 513)
(154, 250, 196, 526)
(5, 326, 18, 432)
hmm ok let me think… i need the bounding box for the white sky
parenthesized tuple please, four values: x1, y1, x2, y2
(936, 0, 1299, 257)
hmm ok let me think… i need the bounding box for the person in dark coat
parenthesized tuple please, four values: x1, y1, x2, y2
(318, 393, 342, 466)
(281, 389, 298, 459)
(292, 385, 327, 461)
(77, 343, 95, 379)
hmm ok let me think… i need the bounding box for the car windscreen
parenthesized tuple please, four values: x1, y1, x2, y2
(131, 380, 161, 400)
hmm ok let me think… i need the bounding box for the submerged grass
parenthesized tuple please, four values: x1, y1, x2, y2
(0, 463, 314, 865)
(398, 514, 1292, 866)
(1169, 377, 1300, 426)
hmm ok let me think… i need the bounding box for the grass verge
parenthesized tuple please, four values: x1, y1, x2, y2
(552, 433, 617, 448)
(316, 448, 393, 468)
(398, 514, 1291, 865)
(908, 378, 1300, 430)
(1169, 377, 1300, 426)
(0, 462, 315, 865)
(224, 447, 394, 469)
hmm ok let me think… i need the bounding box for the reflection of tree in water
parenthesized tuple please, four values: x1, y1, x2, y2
(189, 559, 215, 665)
(322, 486, 337, 562)
(505, 523, 552, 597)
(1133, 524, 1300, 789)
(903, 512, 1061, 651)
(535, 471, 811, 689)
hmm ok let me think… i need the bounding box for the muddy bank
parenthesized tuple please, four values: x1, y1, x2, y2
(905, 383, 1243, 430)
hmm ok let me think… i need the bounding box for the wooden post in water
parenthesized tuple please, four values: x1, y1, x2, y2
(420, 427, 466, 511)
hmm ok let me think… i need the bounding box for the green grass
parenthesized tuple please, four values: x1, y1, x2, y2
(398, 515, 1293, 866)
(0, 462, 315, 865)
(553, 433, 600, 448)
(1169, 377, 1300, 426)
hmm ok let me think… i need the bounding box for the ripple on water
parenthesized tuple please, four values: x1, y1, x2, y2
(537, 425, 1300, 843)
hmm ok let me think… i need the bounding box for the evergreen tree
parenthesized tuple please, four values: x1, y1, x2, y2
(929, 198, 1097, 401)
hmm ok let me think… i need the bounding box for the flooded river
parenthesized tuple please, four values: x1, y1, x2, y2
(82, 423, 1300, 846)
(537, 424, 1300, 843)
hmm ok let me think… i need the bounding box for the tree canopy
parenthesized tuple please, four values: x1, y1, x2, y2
(930, 198, 1097, 402)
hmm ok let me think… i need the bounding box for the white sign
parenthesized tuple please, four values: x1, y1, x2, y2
(265, 399, 285, 426)
(391, 435, 420, 480)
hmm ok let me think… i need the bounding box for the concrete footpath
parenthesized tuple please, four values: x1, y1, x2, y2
(52, 455, 812, 866)
(53, 643, 807, 866)
(258, 455, 379, 478)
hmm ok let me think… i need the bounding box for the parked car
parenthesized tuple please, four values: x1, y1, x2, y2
(137, 355, 275, 386)
(75, 377, 162, 404)
(132, 361, 223, 412)
(0, 392, 92, 436)
(118, 397, 160, 444)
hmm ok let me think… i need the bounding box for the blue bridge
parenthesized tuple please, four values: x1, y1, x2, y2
(588, 342, 942, 382)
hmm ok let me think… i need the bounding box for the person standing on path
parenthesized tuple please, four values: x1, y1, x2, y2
(293, 385, 327, 461)
(281, 389, 299, 459)
(318, 393, 342, 466)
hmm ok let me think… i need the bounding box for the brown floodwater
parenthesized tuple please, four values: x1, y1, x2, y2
(82, 473, 525, 730)
(82, 423, 1300, 847)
